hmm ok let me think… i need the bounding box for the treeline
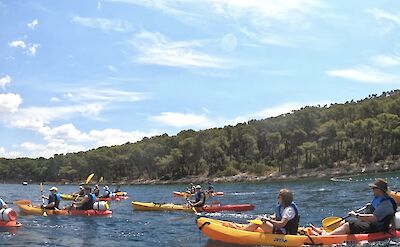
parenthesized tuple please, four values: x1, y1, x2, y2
(1, 90, 400, 182)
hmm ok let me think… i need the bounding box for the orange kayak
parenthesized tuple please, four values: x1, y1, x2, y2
(0, 221, 22, 227)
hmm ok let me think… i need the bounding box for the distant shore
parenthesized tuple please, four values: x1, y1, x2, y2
(5, 159, 400, 186)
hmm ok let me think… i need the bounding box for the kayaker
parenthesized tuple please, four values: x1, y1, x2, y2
(41, 187, 61, 210)
(114, 185, 122, 193)
(72, 186, 96, 210)
(327, 178, 396, 235)
(93, 184, 100, 197)
(242, 188, 300, 234)
(186, 183, 195, 194)
(100, 185, 111, 198)
(0, 197, 7, 209)
(188, 185, 206, 209)
(207, 182, 214, 194)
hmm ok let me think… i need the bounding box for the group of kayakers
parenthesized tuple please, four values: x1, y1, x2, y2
(39, 184, 124, 211)
(234, 178, 397, 236)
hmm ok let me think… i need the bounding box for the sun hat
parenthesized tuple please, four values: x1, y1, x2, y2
(195, 185, 202, 189)
(369, 178, 388, 192)
(49, 187, 58, 191)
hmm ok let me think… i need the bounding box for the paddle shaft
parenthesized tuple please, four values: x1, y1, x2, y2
(325, 206, 368, 228)
(40, 183, 46, 205)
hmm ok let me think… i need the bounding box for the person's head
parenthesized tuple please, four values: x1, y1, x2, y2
(104, 185, 109, 190)
(79, 185, 83, 190)
(49, 187, 58, 194)
(84, 186, 92, 194)
(278, 189, 294, 207)
(95, 184, 99, 189)
(195, 185, 202, 191)
(369, 178, 388, 196)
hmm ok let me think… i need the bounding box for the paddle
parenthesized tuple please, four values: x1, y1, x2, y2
(13, 200, 32, 205)
(98, 176, 104, 184)
(184, 195, 198, 213)
(322, 205, 369, 232)
(247, 216, 271, 225)
(40, 183, 48, 216)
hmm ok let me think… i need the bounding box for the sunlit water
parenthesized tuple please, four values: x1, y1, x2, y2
(1, 172, 400, 246)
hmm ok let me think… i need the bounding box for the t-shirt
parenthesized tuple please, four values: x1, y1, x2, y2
(277, 205, 296, 234)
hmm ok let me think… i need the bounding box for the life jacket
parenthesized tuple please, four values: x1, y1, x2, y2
(195, 191, 206, 207)
(0, 198, 5, 208)
(366, 195, 397, 231)
(81, 194, 96, 210)
(48, 193, 61, 209)
(274, 202, 300, 235)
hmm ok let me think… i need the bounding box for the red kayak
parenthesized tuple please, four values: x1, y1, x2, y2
(96, 196, 128, 201)
(201, 203, 255, 213)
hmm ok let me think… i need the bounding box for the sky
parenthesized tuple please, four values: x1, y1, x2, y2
(0, 0, 400, 158)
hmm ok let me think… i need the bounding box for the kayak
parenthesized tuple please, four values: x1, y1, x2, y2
(131, 201, 254, 213)
(0, 221, 22, 227)
(389, 191, 400, 203)
(17, 204, 112, 216)
(173, 191, 224, 197)
(196, 217, 400, 246)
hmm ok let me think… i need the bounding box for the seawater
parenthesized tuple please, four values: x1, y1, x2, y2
(1, 171, 400, 246)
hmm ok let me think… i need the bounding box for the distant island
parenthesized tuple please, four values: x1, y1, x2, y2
(1, 90, 400, 184)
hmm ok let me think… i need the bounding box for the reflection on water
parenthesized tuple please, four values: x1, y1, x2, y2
(1, 171, 400, 246)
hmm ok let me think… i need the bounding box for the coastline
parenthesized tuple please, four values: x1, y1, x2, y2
(4, 160, 400, 186)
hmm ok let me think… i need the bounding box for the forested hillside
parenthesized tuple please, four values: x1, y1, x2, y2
(2, 90, 400, 183)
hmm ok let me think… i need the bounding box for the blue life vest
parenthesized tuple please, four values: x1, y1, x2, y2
(0, 198, 5, 208)
(370, 195, 397, 212)
(80, 193, 96, 210)
(274, 202, 300, 235)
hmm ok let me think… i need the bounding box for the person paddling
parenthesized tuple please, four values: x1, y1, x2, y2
(72, 186, 96, 210)
(114, 185, 122, 193)
(100, 185, 111, 198)
(188, 185, 206, 210)
(0, 197, 7, 209)
(41, 187, 61, 210)
(207, 182, 215, 194)
(327, 178, 396, 235)
(93, 184, 100, 197)
(242, 189, 300, 234)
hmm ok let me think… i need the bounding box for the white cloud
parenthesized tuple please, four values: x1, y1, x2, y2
(130, 31, 226, 68)
(27, 44, 40, 56)
(150, 112, 214, 128)
(327, 66, 400, 84)
(64, 88, 145, 103)
(9, 40, 26, 48)
(0, 147, 20, 158)
(20, 141, 85, 158)
(50, 97, 60, 102)
(8, 40, 40, 56)
(72, 16, 133, 32)
(373, 54, 400, 67)
(0, 93, 23, 112)
(0, 75, 11, 88)
(27, 19, 39, 29)
(367, 8, 400, 25)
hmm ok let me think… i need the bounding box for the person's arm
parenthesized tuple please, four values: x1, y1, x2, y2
(74, 196, 88, 206)
(265, 217, 289, 228)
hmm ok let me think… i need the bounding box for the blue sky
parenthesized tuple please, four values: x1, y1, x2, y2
(1, 0, 400, 158)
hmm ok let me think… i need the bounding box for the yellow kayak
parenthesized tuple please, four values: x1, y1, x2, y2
(196, 217, 400, 247)
(131, 202, 193, 212)
(17, 204, 112, 216)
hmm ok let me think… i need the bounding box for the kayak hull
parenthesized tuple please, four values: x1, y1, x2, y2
(173, 191, 224, 197)
(196, 217, 400, 247)
(389, 191, 400, 203)
(0, 221, 22, 227)
(131, 202, 254, 213)
(17, 204, 112, 217)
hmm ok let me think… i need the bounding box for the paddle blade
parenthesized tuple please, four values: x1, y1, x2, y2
(85, 173, 95, 184)
(247, 219, 263, 225)
(322, 216, 343, 232)
(99, 177, 104, 183)
(14, 200, 32, 205)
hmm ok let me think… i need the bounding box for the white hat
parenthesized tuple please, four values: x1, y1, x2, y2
(49, 187, 58, 191)
(195, 185, 202, 189)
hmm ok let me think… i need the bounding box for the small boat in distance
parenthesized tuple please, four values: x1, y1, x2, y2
(22, 181, 28, 186)
(330, 177, 352, 182)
